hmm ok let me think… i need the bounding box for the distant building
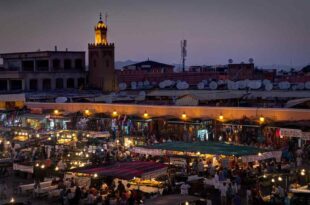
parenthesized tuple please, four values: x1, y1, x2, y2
(0, 50, 86, 92)
(227, 63, 254, 80)
(88, 14, 116, 92)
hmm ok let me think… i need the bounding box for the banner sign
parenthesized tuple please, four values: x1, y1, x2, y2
(13, 163, 34, 174)
(170, 157, 187, 166)
(279, 128, 302, 138)
(241, 151, 282, 163)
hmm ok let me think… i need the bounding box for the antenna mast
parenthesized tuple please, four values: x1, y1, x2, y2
(181, 40, 187, 72)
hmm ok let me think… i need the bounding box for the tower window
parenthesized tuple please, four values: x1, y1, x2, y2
(36, 60, 49, 71)
(75, 59, 83, 70)
(64, 59, 72, 70)
(67, 78, 75, 89)
(22, 60, 34, 72)
(55, 78, 64, 89)
(0, 80, 7, 91)
(42, 79, 51, 90)
(10, 80, 23, 90)
(53, 59, 61, 70)
(77, 78, 85, 88)
(29, 79, 38, 90)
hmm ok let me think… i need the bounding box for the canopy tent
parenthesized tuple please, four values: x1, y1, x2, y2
(133, 141, 267, 156)
(132, 142, 282, 163)
(71, 161, 167, 180)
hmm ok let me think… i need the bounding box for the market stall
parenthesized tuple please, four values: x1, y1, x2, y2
(69, 161, 168, 194)
(132, 141, 282, 166)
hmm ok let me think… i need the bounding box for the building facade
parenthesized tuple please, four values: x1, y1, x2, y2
(88, 15, 116, 92)
(0, 51, 86, 92)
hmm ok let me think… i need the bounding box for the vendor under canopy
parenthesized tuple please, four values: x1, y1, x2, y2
(132, 141, 282, 163)
(70, 161, 168, 180)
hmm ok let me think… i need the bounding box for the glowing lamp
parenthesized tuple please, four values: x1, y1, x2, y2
(219, 114, 224, 120)
(55, 166, 59, 171)
(40, 164, 45, 169)
(271, 178, 275, 183)
(278, 176, 283, 181)
(84, 109, 90, 115)
(259, 116, 265, 123)
(143, 111, 149, 118)
(54, 109, 59, 115)
(112, 110, 118, 116)
(94, 173, 98, 178)
(181, 113, 187, 120)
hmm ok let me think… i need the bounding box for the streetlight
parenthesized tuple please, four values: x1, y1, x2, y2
(181, 112, 187, 120)
(84, 109, 90, 116)
(219, 114, 224, 121)
(143, 111, 149, 118)
(112, 110, 118, 117)
(259, 116, 265, 123)
(54, 109, 59, 115)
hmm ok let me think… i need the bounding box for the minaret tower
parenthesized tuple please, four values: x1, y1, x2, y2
(95, 13, 108, 45)
(88, 13, 116, 92)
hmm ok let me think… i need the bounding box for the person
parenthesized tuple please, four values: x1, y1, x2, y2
(226, 183, 233, 205)
(245, 188, 251, 205)
(74, 186, 82, 204)
(232, 194, 241, 205)
(278, 185, 285, 199)
(116, 181, 126, 198)
(0, 181, 8, 199)
(284, 193, 290, 205)
(220, 182, 228, 205)
(86, 191, 96, 205)
(180, 182, 191, 195)
(67, 189, 75, 205)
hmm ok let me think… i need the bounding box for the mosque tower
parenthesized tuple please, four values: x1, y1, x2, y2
(88, 13, 116, 92)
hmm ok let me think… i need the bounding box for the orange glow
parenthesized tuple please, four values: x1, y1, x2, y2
(112, 110, 118, 117)
(143, 111, 149, 118)
(181, 113, 187, 120)
(259, 116, 265, 123)
(219, 114, 224, 120)
(54, 109, 59, 115)
(84, 110, 90, 115)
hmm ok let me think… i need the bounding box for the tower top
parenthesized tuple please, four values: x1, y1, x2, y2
(94, 13, 108, 45)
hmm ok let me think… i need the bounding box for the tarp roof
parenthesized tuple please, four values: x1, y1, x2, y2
(72, 161, 167, 180)
(138, 141, 267, 156)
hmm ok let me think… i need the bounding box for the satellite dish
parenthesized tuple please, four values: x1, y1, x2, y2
(138, 81, 143, 88)
(296, 83, 305, 90)
(264, 82, 273, 91)
(131, 81, 137, 90)
(197, 82, 205, 90)
(263, 79, 271, 86)
(143, 80, 150, 86)
(55, 97, 68, 103)
(139, 91, 146, 96)
(278, 81, 290, 90)
(237, 81, 246, 89)
(209, 81, 218, 90)
(305, 81, 310, 90)
(118, 83, 127, 91)
(248, 80, 262, 90)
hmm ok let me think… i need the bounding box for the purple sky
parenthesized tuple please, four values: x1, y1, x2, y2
(0, 0, 309, 66)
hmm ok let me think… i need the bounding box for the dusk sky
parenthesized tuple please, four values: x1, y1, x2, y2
(0, 0, 309, 66)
